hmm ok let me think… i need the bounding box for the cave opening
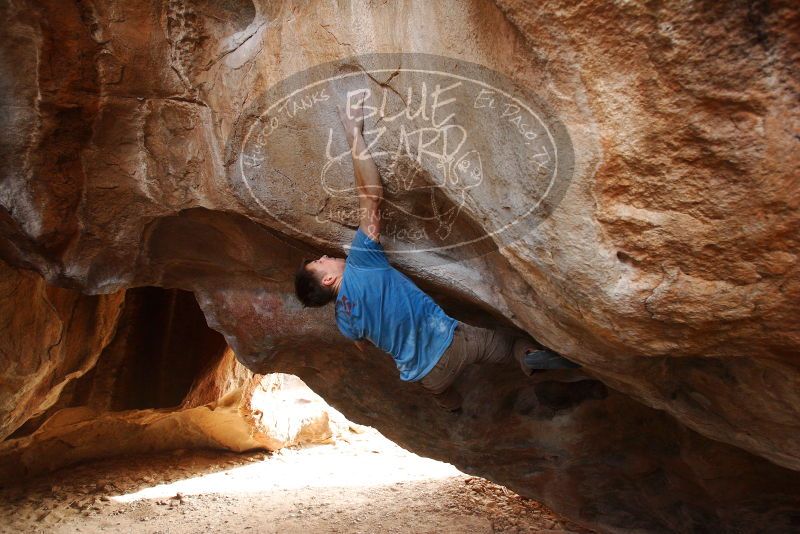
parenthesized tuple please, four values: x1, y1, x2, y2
(1, 283, 590, 532)
(9, 286, 231, 442)
(97, 286, 230, 411)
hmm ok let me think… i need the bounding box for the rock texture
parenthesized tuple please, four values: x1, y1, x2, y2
(0, 259, 125, 440)
(0, 361, 334, 482)
(0, 276, 333, 480)
(1, 0, 799, 532)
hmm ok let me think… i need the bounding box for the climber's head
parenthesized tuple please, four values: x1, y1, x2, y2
(294, 255, 345, 307)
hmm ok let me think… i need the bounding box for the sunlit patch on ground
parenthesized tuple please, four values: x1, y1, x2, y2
(112, 434, 461, 503)
(0, 425, 592, 533)
(0, 376, 592, 533)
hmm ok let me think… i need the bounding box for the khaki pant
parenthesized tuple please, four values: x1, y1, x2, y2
(419, 321, 533, 410)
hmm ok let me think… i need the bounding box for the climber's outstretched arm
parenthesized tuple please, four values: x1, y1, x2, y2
(337, 96, 383, 242)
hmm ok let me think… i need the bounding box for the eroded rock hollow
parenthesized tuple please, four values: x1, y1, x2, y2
(1, 1, 799, 532)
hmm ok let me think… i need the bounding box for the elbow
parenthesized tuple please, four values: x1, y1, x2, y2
(369, 184, 383, 205)
(360, 192, 382, 209)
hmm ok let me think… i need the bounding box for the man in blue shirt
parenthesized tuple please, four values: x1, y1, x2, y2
(294, 96, 579, 411)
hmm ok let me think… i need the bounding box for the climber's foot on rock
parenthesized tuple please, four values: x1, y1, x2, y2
(523, 349, 581, 371)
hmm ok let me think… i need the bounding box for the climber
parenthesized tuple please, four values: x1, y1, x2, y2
(293, 94, 580, 412)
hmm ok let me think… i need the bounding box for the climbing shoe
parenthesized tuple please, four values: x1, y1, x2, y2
(523, 349, 581, 370)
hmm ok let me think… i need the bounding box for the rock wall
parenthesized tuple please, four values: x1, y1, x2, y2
(0, 273, 333, 480)
(0, 354, 334, 482)
(0, 259, 125, 440)
(1, 0, 799, 532)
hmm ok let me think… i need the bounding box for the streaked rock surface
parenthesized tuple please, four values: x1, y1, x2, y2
(1, 1, 798, 531)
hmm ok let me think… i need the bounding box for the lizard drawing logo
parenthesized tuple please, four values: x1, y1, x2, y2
(320, 88, 484, 241)
(232, 53, 574, 265)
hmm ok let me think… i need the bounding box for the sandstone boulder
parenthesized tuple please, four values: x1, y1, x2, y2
(1, 1, 799, 532)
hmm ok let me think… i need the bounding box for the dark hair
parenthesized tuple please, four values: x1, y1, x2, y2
(294, 259, 335, 307)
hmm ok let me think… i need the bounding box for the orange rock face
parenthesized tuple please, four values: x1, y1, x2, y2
(0, 279, 333, 481)
(1, 0, 798, 531)
(0, 259, 125, 441)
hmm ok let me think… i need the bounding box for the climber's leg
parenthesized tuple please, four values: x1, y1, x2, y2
(449, 324, 582, 375)
(419, 327, 465, 411)
(419, 321, 498, 411)
(421, 322, 581, 411)
(420, 322, 515, 411)
(511, 337, 581, 376)
(523, 349, 581, 369)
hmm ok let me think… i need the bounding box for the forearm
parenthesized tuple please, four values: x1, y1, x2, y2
(337, 98, 383, 240)
(347, 131, 383, 207)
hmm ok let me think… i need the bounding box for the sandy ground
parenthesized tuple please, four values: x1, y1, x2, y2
(0, 426, 593, 534)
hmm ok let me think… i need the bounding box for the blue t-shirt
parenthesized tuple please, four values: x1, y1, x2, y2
(335, 228, 459, 382)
